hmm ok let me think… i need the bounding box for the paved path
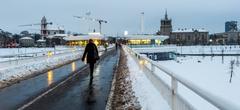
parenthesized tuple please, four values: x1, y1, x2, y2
(25, 50, 119, 110)
(0, 57, 85, 110)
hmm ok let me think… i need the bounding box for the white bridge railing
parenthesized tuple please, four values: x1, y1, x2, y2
(124, 45, 240, 110)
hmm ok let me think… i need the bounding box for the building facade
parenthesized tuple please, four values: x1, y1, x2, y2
(212, 32, 240, 45)
(19, 37, 35, 47)
(170, 29, 209, 45)
(225, 21, 238, 32)
(157, 11, 209, 45)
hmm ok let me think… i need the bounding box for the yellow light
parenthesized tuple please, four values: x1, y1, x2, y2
(139, 59, 148, 65)
(129, 39, 151, 45)
(155, 39, 161, 45)
(139, 60, 144, 65)
(72, 62, 76, 72)
(47, 51, 53, 57)
(47, 70, 53, 86)
(94, 40, 99, 46)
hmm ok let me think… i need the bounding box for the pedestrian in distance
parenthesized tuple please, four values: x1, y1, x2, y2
(104, 42, 108, 51)
(115, 42, 118, 50)
(82, 39, 99, 85)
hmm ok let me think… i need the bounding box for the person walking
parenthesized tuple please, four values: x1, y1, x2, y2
(82, 39, 99, 84)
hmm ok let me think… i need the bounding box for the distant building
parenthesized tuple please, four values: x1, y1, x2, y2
(47, 26, 65, 35)
(47, 34, 68, 45)
(41, 16, 48, 38)
(170, 29, 209, 45)
(46, 26, 65, 46)
(123, 34, 169, 45)
(63, 33, 105, 46)
(225, 21, 238, 32)
(157, 11, 209, 45)
(19, 37, 35, 47)
(157, 10, 172, 36)
(212, 32, 240, 45)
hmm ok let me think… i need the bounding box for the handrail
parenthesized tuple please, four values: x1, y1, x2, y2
(124, 45, 240, 110)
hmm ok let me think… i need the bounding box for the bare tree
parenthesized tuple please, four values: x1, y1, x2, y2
(229, 60, 235, 83)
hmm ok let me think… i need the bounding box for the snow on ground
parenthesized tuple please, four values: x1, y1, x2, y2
(126, 51, 171, 110)
(132, 45, 240, 54)
(0, 51, 82, 84)
(0, 46, 84, 62)
(155, 56, 240, 109)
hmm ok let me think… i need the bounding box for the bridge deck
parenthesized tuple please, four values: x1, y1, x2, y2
(0, 49, 119, 110)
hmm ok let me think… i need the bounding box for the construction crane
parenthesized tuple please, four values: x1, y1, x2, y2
(73, 16, 107, 34)
(19, 16, 53, 39)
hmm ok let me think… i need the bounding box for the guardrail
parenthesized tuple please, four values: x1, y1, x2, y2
(124, 45, 240, 110)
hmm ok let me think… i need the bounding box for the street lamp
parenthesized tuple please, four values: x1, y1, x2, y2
(209, 39, 213, 45)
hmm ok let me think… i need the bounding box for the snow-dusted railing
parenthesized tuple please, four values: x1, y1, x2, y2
(124, 45, 240, 110)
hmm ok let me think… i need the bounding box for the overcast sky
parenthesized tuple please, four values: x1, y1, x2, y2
(0, 0, 239, 35)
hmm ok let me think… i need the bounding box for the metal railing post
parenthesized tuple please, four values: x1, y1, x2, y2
(171, 77, 178, 110)
(151, 63, 155, 73)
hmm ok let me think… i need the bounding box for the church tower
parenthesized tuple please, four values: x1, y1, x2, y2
(41, 16, 48, 38)
(160, 10, 172, 36)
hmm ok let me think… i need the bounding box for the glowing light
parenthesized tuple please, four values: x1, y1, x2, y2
(139, 60, 144, 65)
(72, 62, 76, 72)
(47, 51, 53, 57)
(129, 39, 151, 45)
(155, 39, 161, 45)
(139, 59, 148, 65)
(94, 40, 99, 46)
(47, 70, 53, 86)
(124, 31, 128, 36)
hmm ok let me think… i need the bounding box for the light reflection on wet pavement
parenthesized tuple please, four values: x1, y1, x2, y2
(0, 59, 84, 110)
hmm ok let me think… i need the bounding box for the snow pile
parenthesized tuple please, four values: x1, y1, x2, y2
(156, 56, 240, 109)
(110, 49, 141, 110)
(0, 51, 82, 88)
(0, 47, 84, 62)
(126, 50, 171, 110)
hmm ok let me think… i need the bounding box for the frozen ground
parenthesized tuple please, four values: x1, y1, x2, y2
(127, 45, 240, 109)
(156, 56, 240, 109)
(126, 50, 171, 110)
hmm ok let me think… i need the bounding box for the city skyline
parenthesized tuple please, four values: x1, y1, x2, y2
(0, 0, 239, 35)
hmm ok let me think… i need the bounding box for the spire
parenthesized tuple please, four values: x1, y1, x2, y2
(165, 9, 168, 20)
(41, 16, 47, 23)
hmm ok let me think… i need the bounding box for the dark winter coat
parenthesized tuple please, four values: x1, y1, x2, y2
(82, 42, 99, 63)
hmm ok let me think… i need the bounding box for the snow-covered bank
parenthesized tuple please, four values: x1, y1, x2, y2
(0, 51, 82, 89)
(0, 46, 83, 62)
(126, 49, 171, 110)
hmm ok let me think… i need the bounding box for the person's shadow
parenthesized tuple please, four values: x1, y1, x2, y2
(86, 79, 96, 104)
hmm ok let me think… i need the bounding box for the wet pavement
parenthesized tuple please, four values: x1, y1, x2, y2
(0, 58, 85, 110)
(0, 48, 117, 110)
(25, 50, 119, 110)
